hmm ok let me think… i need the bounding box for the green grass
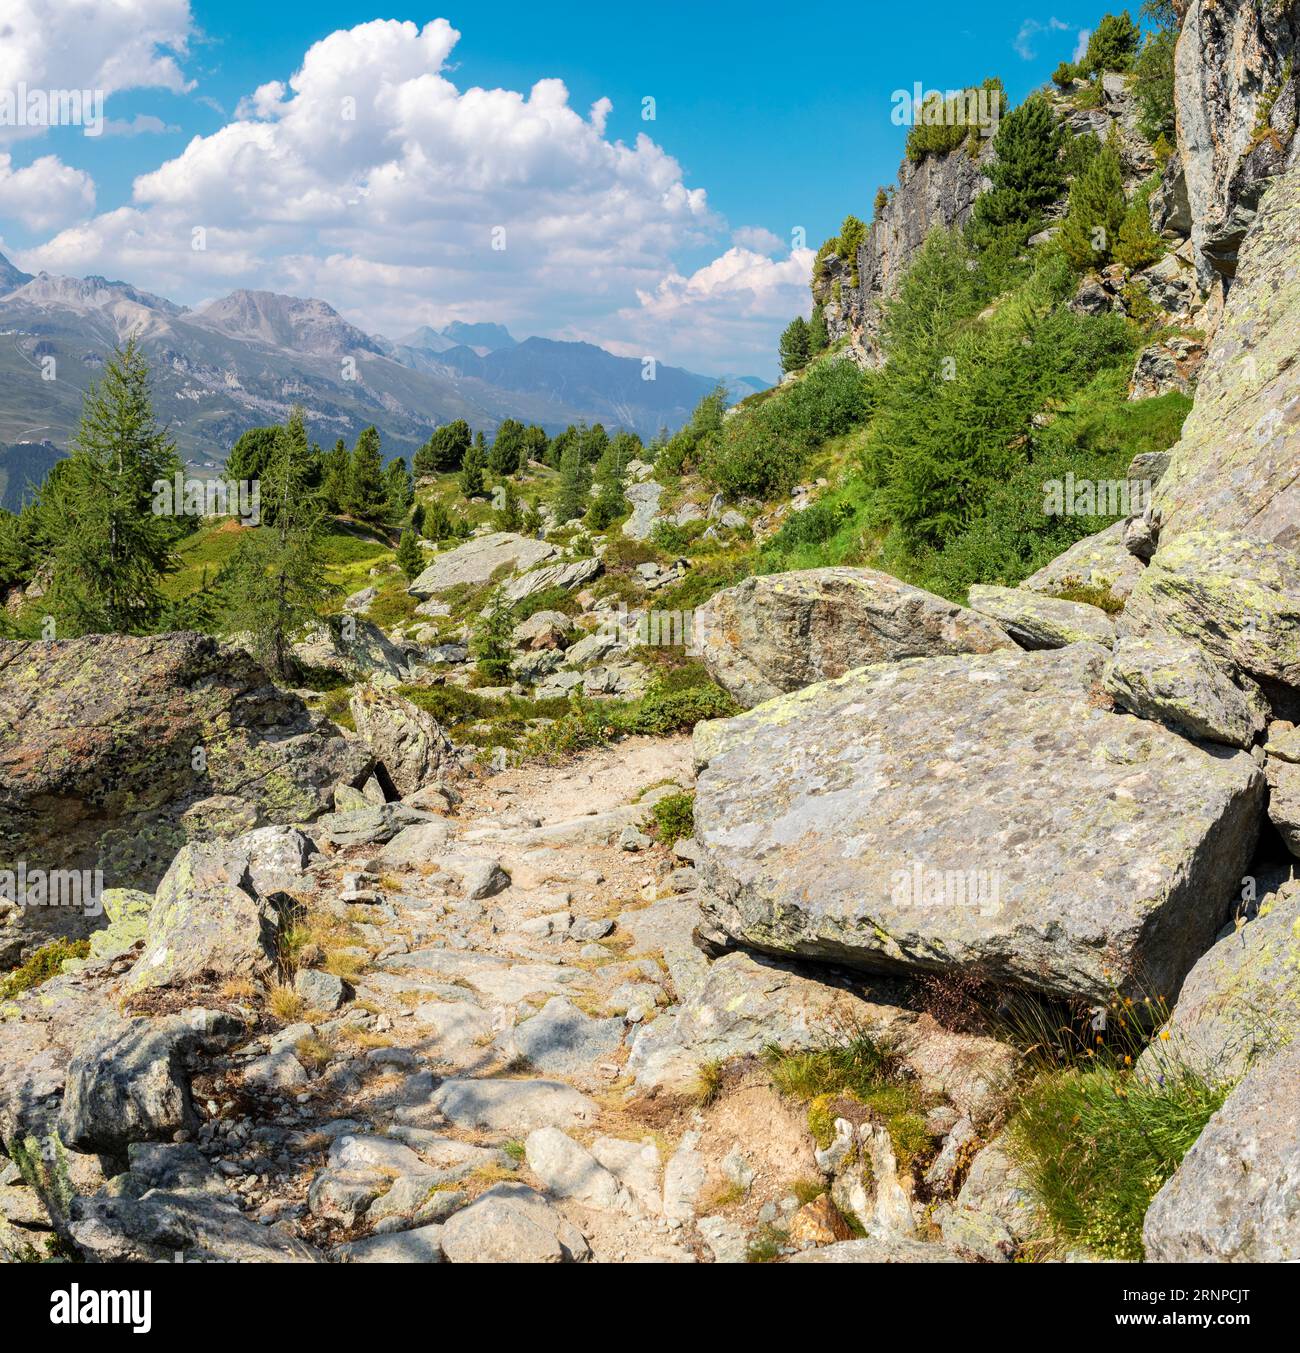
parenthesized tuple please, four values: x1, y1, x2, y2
(1008, 1065, 1230, 1259)
(0, 937, 91, 1000)
(762, 1027, 932, 1171)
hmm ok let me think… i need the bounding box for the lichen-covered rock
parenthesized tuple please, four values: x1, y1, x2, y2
(1103, 634, 1264, 749)
(694, 568, 1013, 709)
(694, 644, 1266, 1002)
(1120, 528, 1300, 713)
(348, 684, 454, 797)
(1174, 0, 1298, 287)
(1154, 157, 1300, 547)
(967, 584, 1115, 650)
(1019, 521, 1145, 603)
(290, 617, 408, 681)
(408, 531, 556, 597)
(123, 842, 284, 995)
(1142, 1041, 1300, 1262)
(1138, 877, 1300, 1084)
(501, 556, 602, 604)
(1264, 755, 1300, 855)
(0, 633, 363, 963)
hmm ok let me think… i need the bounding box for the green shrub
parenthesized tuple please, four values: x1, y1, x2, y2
(0, 938, 91, 1001)
(646, 791, 695, 847)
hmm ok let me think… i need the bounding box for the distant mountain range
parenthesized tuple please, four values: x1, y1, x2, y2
(0, 250, 767, 475)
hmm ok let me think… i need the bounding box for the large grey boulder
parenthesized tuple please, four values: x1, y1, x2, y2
(966, 584, 1115, 650)
(291, 618, 408, 681)
(1137, 877, 1300, 1084)
(1143, 1041, 1300, 1262)
(622, 481, 663, 540)
(524, 1128, 621, 1209)
(438, 1182, 589, 1262)
(408, 532, 556, 597)
(0, 632, 363, 963)
(348, 684, 454, 797)
(1103, 634, 1264, 749)
(124, 842, 285, 995)
(693, 568, 1014, 709)
(57, 1014, 231, 1157)
(502, 556, 602, 604)
(227, 825, 318, 896)
(1019, 521, 1145, 603)
(1121, 528, 1300, 714)
(694, 643, 1266, 1002)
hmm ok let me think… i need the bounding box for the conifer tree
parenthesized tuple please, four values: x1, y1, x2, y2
(223, 408, 332, 679)
(396, 526, 423, 580)
(320, 438, 351, 513)
(1058, 137, 1127, 270)
(970, 93, 1066, 243)
(459, 437, 487, 497)
(385, 456, 413, 520)
(554, 439, 592, 522)
(779, 316, 811, 373)
(471, 589, 515, 680)
(487, 420, 525, 477)
(347, 426, 388, 521)
(46, 339, 181, 635)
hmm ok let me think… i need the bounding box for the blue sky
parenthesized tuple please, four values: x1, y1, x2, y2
(0, 2, 1106, 378)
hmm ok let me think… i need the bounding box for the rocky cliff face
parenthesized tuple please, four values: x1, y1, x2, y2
(1174, 0, 1299, 286)
(815, 143, 992, 362)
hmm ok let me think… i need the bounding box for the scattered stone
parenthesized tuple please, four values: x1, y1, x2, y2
(496, 997, 624, 1081)
(294, 969, 347, 1012)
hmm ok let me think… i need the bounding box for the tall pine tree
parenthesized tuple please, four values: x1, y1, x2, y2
(47, 339, 181, 635)
(347, 426, 388, 521)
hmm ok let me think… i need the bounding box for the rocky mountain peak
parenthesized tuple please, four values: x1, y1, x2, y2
(192, 288, 385, 357)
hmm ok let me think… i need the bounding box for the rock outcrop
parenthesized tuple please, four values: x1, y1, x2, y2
(348, 684, 455, 798)
(1143, 1040, 1300, 1262)
(817, 142, 992, 360)
(407, 532, 556, 597)
(694, 643, 1265, 1002)
(1174, 0, 1298, 286)
(694, 568, 1013, 709)
(1152, 161, 1300, 549)
(0, 633, 364, 963)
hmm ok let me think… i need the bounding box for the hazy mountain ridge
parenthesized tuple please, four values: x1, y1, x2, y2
(0, 254, 754, 463)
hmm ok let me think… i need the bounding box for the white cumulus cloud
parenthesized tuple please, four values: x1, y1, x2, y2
(20, 18, 755, 369)
(0, 152, 95, 231)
